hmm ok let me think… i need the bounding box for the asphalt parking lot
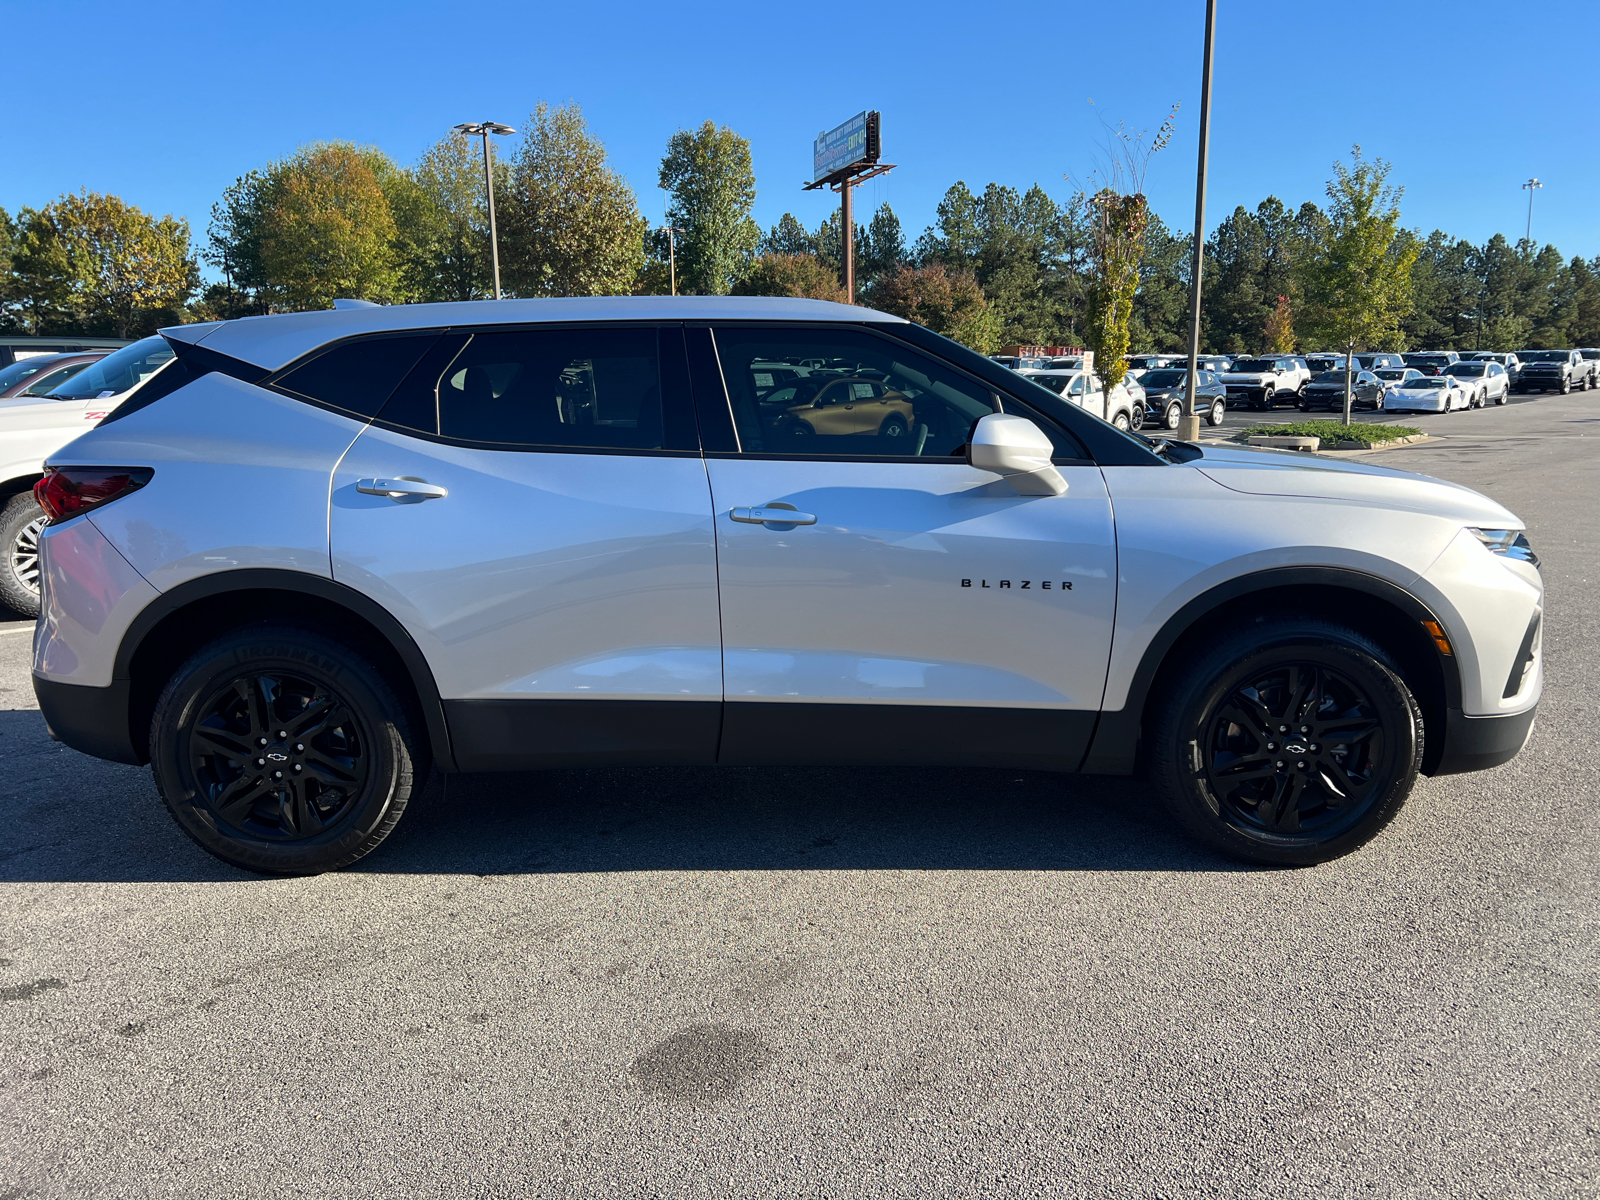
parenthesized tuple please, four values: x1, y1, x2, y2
(1205, 383, 1563, 437)
(2, 392, 1596, 1198)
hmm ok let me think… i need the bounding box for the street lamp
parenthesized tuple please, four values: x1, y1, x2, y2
(1178, 0, 1218, 442)
(1521, 178, 1543, 246)
(664, 223, 682, 297)
(453, 121, 517, 299)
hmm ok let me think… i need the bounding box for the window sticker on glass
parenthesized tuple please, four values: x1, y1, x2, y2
(753, 373, 774, 388)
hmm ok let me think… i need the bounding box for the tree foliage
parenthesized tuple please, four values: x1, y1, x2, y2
(732, 253, 847, 302)
(659, 121, 760, 295)
(7, 192, 195, 336)
(872, 262, 1001, 353)
(500, 102, 645, 297)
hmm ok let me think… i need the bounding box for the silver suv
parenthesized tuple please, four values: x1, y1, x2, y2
(31, 298, 1543, 874)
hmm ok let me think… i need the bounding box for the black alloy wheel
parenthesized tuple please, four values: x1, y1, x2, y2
(0, 492, 46, 618)
(150, 624, 424, 874)
(1129, 405, 1145, 431)
(1150, 618, 1421, 865)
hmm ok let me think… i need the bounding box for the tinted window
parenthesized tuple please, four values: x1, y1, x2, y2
(429, 327, 668, 450)
(715, 327, 1001, 458)
(0, 358, 55, 390)
(1521, 351, 1569, 362)
(1230, 360, 1275, 373)
(274, 334, 441, 418)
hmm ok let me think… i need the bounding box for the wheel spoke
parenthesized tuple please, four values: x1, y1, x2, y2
(191, 723, 253, 760)
(1318, 717, 1379, 743)
(287, 696, 340, 739)
(287, 777, 324, 836)
(1213, 753, 1276, 780)
(305, 749, 361, 785)
(1216, 702, 1272, 742)
(1258, 773, 1305, 832)
(212, 772, 274, 818)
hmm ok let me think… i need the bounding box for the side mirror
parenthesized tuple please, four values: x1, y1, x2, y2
(967, 414, 1068, 496)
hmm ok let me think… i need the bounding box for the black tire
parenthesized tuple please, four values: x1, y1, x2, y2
(0, 492, 46, 619)
(1163, 401, 1183, 430)
(149, 623, 424, 875)
(1149, 618, 1422, 866)
(1260, 389, 1275, 410)
(1560, 377, 1571, 394)
(879, 414, 908, 439)
(1130, 405, 1146, 432)
(1112, 410, 1132, 432)
(1495, 389, 1507, 406)
(1205, 399, 1225, 427)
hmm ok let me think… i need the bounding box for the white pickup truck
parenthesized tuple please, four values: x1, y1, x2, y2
(0, 336, 175, 615)
(1220, 355, 1311, 411)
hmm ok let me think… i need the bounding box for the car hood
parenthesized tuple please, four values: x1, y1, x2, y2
(1191, 443, 1519, 525)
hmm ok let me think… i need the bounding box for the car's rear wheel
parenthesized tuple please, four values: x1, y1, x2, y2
(879, 414, 908, 439)
(1150, 618, 1422, 865)
(1112, 410, 1132, 432)
(1496, 389, 1507, 405)
(0, 492, 46, 619)
(1205, 399, 1225, 426)
(149, 623, 424, 875)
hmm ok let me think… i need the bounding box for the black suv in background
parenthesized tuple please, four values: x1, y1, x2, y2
(1402, 352, 1459, 376)
(1299, 370, 1385, 412)
(1514, 350, 1587, 393)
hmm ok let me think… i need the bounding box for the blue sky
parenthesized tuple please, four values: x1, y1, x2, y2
(6, 0, 1596, 272)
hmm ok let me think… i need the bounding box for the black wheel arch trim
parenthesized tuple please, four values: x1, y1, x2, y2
(1078, 565, 1464, 776)
(111, 569, 456, 771)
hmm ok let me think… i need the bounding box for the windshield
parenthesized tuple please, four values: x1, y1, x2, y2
(48, 336, 174, 399)
(1031, 375, 1073, 395)
(1228, 359, 1274, 373)
(1310, 371, 1352, 384)
(1376, 369, 1409, 380)
(1445, 363, 1484, 376)
(1406, 354, 1451, 365)
(1520, 350, 1569, 362)
(0, 357, 63, 391)
(1582, 350, 1600, 360)
(1141, 369, 1187, 387)
(1406, 379, 1448, 389)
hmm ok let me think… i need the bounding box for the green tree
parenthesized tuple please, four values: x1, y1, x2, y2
(1297, 147, 1419, 422)
(1400, 231, 1476, 351)
(732, 253, 847, 302)
(760, 213, 816, 257)
(255, 143, 401, 311)
(859, 203, 907, 289)
(13, 191, 196, 336)
(1131, 213, 1190, 352)
(500, 102, 645, 297)
(397, 131, 505, 302)
(658, 120, 760, 295)
(871, 262, 1001, 353)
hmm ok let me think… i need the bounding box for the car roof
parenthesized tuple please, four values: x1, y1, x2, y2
(163, 296, 905, 373)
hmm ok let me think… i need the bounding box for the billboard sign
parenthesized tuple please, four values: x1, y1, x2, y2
(813, 111, 879, 184)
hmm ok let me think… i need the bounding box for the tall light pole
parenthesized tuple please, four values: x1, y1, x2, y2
(1177, 0, 1218, 442)
(453, 121, 516, 299)
(1521, 178, 1542, 246)
(664, 224, 682, 296)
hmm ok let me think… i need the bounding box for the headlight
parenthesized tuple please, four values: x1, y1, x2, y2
(1469, 528, 1539, 569)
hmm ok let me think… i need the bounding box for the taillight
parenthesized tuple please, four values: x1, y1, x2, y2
(33, 467, 154, 524)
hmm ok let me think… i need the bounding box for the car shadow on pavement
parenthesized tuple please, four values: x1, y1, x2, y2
(1, 699, 1251, 882)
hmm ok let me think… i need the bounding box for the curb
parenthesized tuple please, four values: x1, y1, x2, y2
(1220, 432, 1436, 455)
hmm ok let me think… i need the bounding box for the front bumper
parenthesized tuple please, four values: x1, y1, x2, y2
(1430, 705, 1537, 776)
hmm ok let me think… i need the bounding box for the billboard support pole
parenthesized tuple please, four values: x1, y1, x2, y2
(841, 180, 855, 303)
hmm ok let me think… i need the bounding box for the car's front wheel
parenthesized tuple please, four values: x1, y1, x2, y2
(0, 492, 47, 619)
(149, 623, 425, 875)
(1163, 401, 1183, 430)
(1149, 618, 1422, 865)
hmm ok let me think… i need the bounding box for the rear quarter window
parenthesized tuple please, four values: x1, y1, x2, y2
(272, 333, 442, 418)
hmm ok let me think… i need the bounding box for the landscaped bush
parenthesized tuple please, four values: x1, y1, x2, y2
(1233, 420, 1422, 448)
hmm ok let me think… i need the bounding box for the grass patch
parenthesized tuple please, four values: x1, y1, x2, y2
(1232, 420, 1422, 448)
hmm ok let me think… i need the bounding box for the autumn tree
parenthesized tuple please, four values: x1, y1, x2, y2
(500, 102, 645, 297)
(1297, 147, 1418, 423)
(658, 121, 760, 295)
(732, 253, 847, 302)
(10, 192, 195, 336)
(872, 262, 1001, 353)
(1264, 294, 1295, 352)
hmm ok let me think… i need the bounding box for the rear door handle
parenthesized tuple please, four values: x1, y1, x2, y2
(730, 504, 817, 527)
(356, 477, 448, 500)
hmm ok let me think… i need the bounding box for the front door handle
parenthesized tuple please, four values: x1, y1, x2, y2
(730, 504, 817, 527)
(356, 477, 448, 501)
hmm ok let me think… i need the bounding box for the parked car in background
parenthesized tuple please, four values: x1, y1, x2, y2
(1355, 352, 1406, 372)
(1221, 356, 1311, 409)
(0, 336, 175, 616)
(1574, 348, 1600, 387)
(1299, 370, 1385, 412)
(1304, 352, 1349, 373)
(1472, 352, 1523, 381)
(990, 355, 1048, 371)
(1402, 352, 1460, 376)
(1385, 374, 1470, 414)
(1513, 349, 1586, 393)
(0, 335, 130, 369)
(1443, 359, 1510, 407)
(1125, 353, 1186, 371)
(1118, 372, 1146, 420)
(1045, 356, 1084, 371)
(1019, 369, 1138, 431)
(0, 351, 109, 399)
(1135, 367, 1228, 429)
(1375, 367, 1426, 392)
